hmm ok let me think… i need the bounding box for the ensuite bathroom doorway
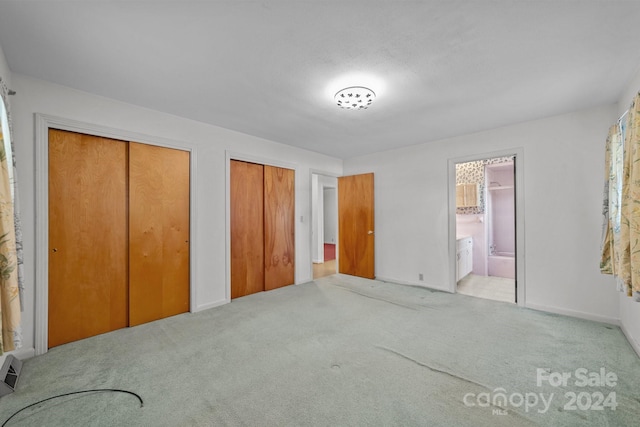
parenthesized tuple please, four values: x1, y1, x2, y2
(454, 155, 517, 303)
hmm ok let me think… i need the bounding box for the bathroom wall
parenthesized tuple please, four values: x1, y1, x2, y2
(487, 166, 514, 188)
(489, 189, 515, 254)
(455, 157, 513, 214)
(486, 162, 515, 254)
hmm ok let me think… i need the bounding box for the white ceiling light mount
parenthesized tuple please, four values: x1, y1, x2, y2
(334, 86, 376, 110)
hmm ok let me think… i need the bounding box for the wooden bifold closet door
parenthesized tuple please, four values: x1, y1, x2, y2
(48, 129, 190, 348)
(230, 160, 264, 299)
(230, 160, 294, 299)
(129, 142, 190, 326)
(48, 130, 129, 348)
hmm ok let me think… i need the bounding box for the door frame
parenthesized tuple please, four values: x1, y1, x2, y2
(35, 113, 198, 355)
(225, 151, 298, 301)
(447, 148, 525, 307)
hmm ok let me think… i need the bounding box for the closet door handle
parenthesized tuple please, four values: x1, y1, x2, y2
(368, 230, 374, 235)
(52, 248, 58, 253)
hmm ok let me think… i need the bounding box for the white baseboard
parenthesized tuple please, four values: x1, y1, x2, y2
(525, 302, 619, 325)
(373, 278, 637, 357)
(0, 346, 36, 364)
(375, 276, 451, 293)
(619, 321, 640, 358)
(194, 298, 229, 312)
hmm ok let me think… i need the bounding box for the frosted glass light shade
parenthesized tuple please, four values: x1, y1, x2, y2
(334, 86, 376, 110)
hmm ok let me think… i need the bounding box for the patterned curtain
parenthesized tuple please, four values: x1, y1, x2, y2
(601, 93, 640, 300)
(0, 76, 22, 353)
(600, 125, 616, 275)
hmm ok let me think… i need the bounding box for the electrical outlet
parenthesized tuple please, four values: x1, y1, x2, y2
(419, 273, 424, 281)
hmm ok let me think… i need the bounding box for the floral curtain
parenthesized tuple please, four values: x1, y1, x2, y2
(0, 76, 22, 353)
(600, 125, 616, 275)
(601, 93, 640, 301)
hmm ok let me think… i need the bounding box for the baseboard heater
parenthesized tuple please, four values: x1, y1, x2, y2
(0, 355, 22, 397)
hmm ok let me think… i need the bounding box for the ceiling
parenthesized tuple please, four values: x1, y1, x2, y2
(1, 1, 639, 159)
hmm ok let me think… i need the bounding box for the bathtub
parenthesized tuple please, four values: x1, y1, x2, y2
(488, 253, 515, 279)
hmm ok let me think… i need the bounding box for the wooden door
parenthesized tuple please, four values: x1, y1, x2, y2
(230, 160, 265, 298)
(264, 165, 295, 290)
(129, 142, 190, 326)
(48, 129, 128, 348)
(338, 173, 375, 279)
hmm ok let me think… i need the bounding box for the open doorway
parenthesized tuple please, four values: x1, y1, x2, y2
(451, 154, 521, 304)
(312, 173, 338, 279)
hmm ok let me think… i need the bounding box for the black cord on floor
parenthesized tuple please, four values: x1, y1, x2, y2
(1, 388, 144, 427)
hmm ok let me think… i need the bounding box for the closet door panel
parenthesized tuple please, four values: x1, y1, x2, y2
(129, 142, 190, 326)
(230, 160, 265, 298)
(264, 165, 295, 291)
(48, 129, 128, 348)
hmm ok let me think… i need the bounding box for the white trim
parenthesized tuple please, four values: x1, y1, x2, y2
(0, 347, 35, 365)
(526, 302, 619, 326)
(35, 113, 198, 356)
(225, 151, 299, 302)
(226, 151, 297, 172)
(194, 298, 229, 313)
(447, 148, 526, 307)
(619, 321, 640, 359)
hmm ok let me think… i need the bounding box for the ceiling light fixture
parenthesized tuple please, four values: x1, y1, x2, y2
(334, 86, 376, 110)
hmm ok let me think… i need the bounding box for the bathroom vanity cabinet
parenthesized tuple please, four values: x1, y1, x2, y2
(456, 236, 473, 281)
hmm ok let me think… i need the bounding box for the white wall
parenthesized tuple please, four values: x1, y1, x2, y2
(311, 174, 338, 263)
(4, 44, 636, 358)
(0, 42, 10, 90)
(11, 74, 342, 356)
(616, 65, 640, 355)
(344, 104, 619, 323)
(323, 187, 337, 244)
(311, 174, 321, 262)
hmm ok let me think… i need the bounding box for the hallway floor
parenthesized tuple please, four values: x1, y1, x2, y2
(313, 259, 336, 279)
(457, 273, 515, 303)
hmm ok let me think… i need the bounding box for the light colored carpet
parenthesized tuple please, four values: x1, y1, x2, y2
(1, 275, 638, 426)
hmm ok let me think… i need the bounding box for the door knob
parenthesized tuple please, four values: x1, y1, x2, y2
(52, 248, 58, 253)
(368, 230, 374, 235)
